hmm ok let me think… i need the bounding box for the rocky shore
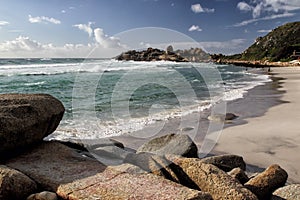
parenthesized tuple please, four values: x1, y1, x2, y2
(0, 94, 299, 200)
(214, 59, 300, 68)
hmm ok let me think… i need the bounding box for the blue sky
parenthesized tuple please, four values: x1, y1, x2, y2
(0, 0, 300, 58)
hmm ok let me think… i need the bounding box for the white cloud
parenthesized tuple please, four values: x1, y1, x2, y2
(234, 12, 294, 27)
(191, 3, 214, 13)
(236, 0, 300, 26)
(73, 22, 94, 37)
(94, 28, 122, 48)
(61, 10, 66, 13)
(257, 29, 271, 33)
(188, 25, 202, 32)
(0, 21, 9, 26)
(237, 2, 252, 12)
(28, 15, 61, 24)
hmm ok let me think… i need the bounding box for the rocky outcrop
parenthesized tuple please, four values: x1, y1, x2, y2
(245, 164, 288, 200)
(166, 155, 258, 200)
(0, 165, 37, 200)
(0, 94, 65, 159)
(115, 47, 188, 62)
(201, 154, 246, 172)
(271, 184, 300, 200)
(175, 47, 211, 62)
(137, 133, 198, 158)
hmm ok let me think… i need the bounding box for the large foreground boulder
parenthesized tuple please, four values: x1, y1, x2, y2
(5, 142, 212, 200)
(0, 165, 37, 200)
(0, 94, 65, 159)
(245, 164, 288, 200)
(137, 133, 198, 158)
(166, 155, 258, 200)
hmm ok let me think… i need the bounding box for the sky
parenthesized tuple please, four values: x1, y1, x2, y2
(0, 0, 300, 58)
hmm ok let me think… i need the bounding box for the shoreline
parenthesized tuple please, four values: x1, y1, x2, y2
(215, 59, 300, 68)
(112, 66, 300, 183)
(213, 67, 300, 183)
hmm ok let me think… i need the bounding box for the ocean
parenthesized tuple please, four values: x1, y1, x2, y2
(0, 58, 271, 141)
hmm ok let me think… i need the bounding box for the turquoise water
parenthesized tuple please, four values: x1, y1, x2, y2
(0, 58, 270, 139)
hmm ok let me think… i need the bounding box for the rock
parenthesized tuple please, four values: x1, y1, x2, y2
(91, 145, 131, 166)
(108, 163, 147, 174)
(271, 184, 300, 200)
(0, 94, 65, 159)
(27, 191, 57, 200)
(225, 113, 238, 120)
(6, 142, 107, 191)
(58, 138, 124, 151)
(166, 155, 258, 200)
(0, 165, 37, 200)
(228, 168, 250, 184)
(137, 133, 198, 158)
(58, 169, 213, 200)
(245, 164, 288, 200)
(124, 152, 200, 190)
(208, 113, 238, 122)
(201, 154, 246, 171)
(166, 45, 174, 53)
(5, 142, 210, 200)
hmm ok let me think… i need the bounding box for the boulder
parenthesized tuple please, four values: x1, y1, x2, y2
(56, 138, 124, 153)
(228, 167, 249, 184)
(166, 155, 258, 200)
(57, 169, 213, 200)
(27, 191, 58, 200)
(5, 142, 211, 200)
(91, 145, 131, 166)
(108, 163, 147, 174)
(5, 142, 107, 191)
(271, 184, 300, 200)
(124, 152, 200, 190)
(201, 154, 246, 171)
(245, 164, 288, 200)
(137, 133, 198, 158)
(0, 165, 37, 200)
(208, 113, 238, 122)
(225, 113, 238, 120)
(0, 94, 65, 159)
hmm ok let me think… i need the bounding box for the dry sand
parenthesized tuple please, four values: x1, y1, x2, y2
(214, 67, 300, 183)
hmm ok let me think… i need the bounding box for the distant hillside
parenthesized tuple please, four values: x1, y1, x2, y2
(211, 22, 300, 62)
(241, 21, 300, 61)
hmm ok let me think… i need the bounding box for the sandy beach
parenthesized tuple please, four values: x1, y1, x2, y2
(214, 67, 300, 183)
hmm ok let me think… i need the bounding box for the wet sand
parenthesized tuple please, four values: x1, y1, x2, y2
(214, 67, 300, 183)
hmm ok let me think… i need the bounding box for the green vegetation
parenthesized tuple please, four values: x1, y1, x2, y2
(211, 22, 300, 62)
(241, 21, 300, 61)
